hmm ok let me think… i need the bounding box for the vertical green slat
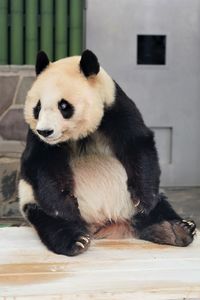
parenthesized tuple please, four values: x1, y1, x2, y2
(0, 0, 8, 64)
(82, 0, 86, 51)
(10, 0, 23, 64)
(25, 0, 38, 64)
(40, 0, 53, 61)
(69, 0, 83, 56)
(55, 0, 68, 60)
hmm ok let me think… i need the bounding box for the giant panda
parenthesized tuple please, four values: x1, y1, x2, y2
(18, 50, 196, 256)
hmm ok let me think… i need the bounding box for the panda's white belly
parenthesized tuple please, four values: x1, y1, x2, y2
(71, 154, 135, 224)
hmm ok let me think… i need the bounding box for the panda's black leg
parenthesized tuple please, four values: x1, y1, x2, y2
(132, 194, 196, 247)
(23, 203, 90, 256)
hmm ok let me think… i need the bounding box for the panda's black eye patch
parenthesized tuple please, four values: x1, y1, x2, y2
(33, 100, 41, 119)
(58, 99, 74, 119)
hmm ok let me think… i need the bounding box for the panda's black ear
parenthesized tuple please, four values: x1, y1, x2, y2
(80, 50, 100, 77)
(35, 51, 50, 75)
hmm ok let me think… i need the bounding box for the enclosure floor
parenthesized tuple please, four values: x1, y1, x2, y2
(0, 227, 200, 300)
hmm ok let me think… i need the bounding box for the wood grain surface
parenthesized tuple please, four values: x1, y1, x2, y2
(0, 227, 200, 300)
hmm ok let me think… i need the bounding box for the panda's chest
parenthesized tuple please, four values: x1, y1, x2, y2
(69, 132, 134, 224)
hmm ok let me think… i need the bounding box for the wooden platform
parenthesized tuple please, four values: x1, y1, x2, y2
(0, 227, 200, 300)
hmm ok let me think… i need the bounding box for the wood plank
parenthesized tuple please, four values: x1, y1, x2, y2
(0, 227, 200, 299)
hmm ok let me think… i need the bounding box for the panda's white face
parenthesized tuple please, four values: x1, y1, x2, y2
(24, 54, 115, 144)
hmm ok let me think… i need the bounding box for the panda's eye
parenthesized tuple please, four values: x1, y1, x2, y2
(58, 99, 74, 119)
(33, 100, 41, 119)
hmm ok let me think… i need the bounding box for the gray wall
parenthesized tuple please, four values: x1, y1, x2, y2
(86, 0, 200, 186)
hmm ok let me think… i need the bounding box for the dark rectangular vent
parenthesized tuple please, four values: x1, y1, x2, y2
(137, 35, 166, 65)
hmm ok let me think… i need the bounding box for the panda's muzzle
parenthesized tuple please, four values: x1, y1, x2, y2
(37, 129, 54, 137)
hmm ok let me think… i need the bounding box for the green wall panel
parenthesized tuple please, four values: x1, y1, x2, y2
(69, 0, 84, 56)
(40, 0, 53, 61)
(10, 0, 23, 64)
(0, 0, 85, 64)
(0, 0, 8, 64)
(25, 0, 38, 64)
(55, 0, 68, 60)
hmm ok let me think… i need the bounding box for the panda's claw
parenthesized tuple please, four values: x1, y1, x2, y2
(192, 230, 196, 236)
(80, 236, 90, 243)
(183, 220, 195, 228)
(134, 199, 140, 208)
(73, 235, 91, 253)
(182, 219, 196, 229)
(182, 219, 190, 224)
(75, 241, 85, 249)
(178, 219, 196, 237)
(74, 234, 90, 248)
(77, 235, 91, 247)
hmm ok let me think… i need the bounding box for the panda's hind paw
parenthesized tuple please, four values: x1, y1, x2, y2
(171, 219, 196, 246)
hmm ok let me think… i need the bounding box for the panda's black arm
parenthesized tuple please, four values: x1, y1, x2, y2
(20, 130, 81, 220)
(100, 84, 161, 215)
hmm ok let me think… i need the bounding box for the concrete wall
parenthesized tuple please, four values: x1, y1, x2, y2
(86, 0, 200, 186)
(0, 66, 35, 218)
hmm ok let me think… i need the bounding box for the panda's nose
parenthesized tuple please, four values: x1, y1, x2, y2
(37, 129, 54, 137)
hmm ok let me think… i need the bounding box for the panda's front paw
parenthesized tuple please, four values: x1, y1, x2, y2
(47, 230, 91, 256)
(22, 203, 91, 256)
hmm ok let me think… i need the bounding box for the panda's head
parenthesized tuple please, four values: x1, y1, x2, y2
(24, 50, 115, 144)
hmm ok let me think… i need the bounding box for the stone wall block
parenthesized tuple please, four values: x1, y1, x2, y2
(0, 76, 19, 115)
(0, 158, 20, 217)
(16, 76, 35, 104)
(0, 108, 28, 141)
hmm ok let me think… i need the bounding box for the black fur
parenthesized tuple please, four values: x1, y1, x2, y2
(58, 99, 74, 119)
(21, 129, 80, 220)
(20, 130, 91, 255)
(36, 51, 49, 75)
(80, 50, 100, 77)
(133, 193, 181, 229)
(33, 100, 41, 119)
(100, 83, 161, 214)
(23, 203, 90, 256)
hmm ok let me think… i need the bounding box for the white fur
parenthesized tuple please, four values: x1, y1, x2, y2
(72, 155, 135, 224)
(24, 56, 115, 144)
(70, 133, 135, 225)
(18, 179, 36, 218)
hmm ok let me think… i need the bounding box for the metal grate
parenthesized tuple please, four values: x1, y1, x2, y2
(0, 0, 85, 65)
